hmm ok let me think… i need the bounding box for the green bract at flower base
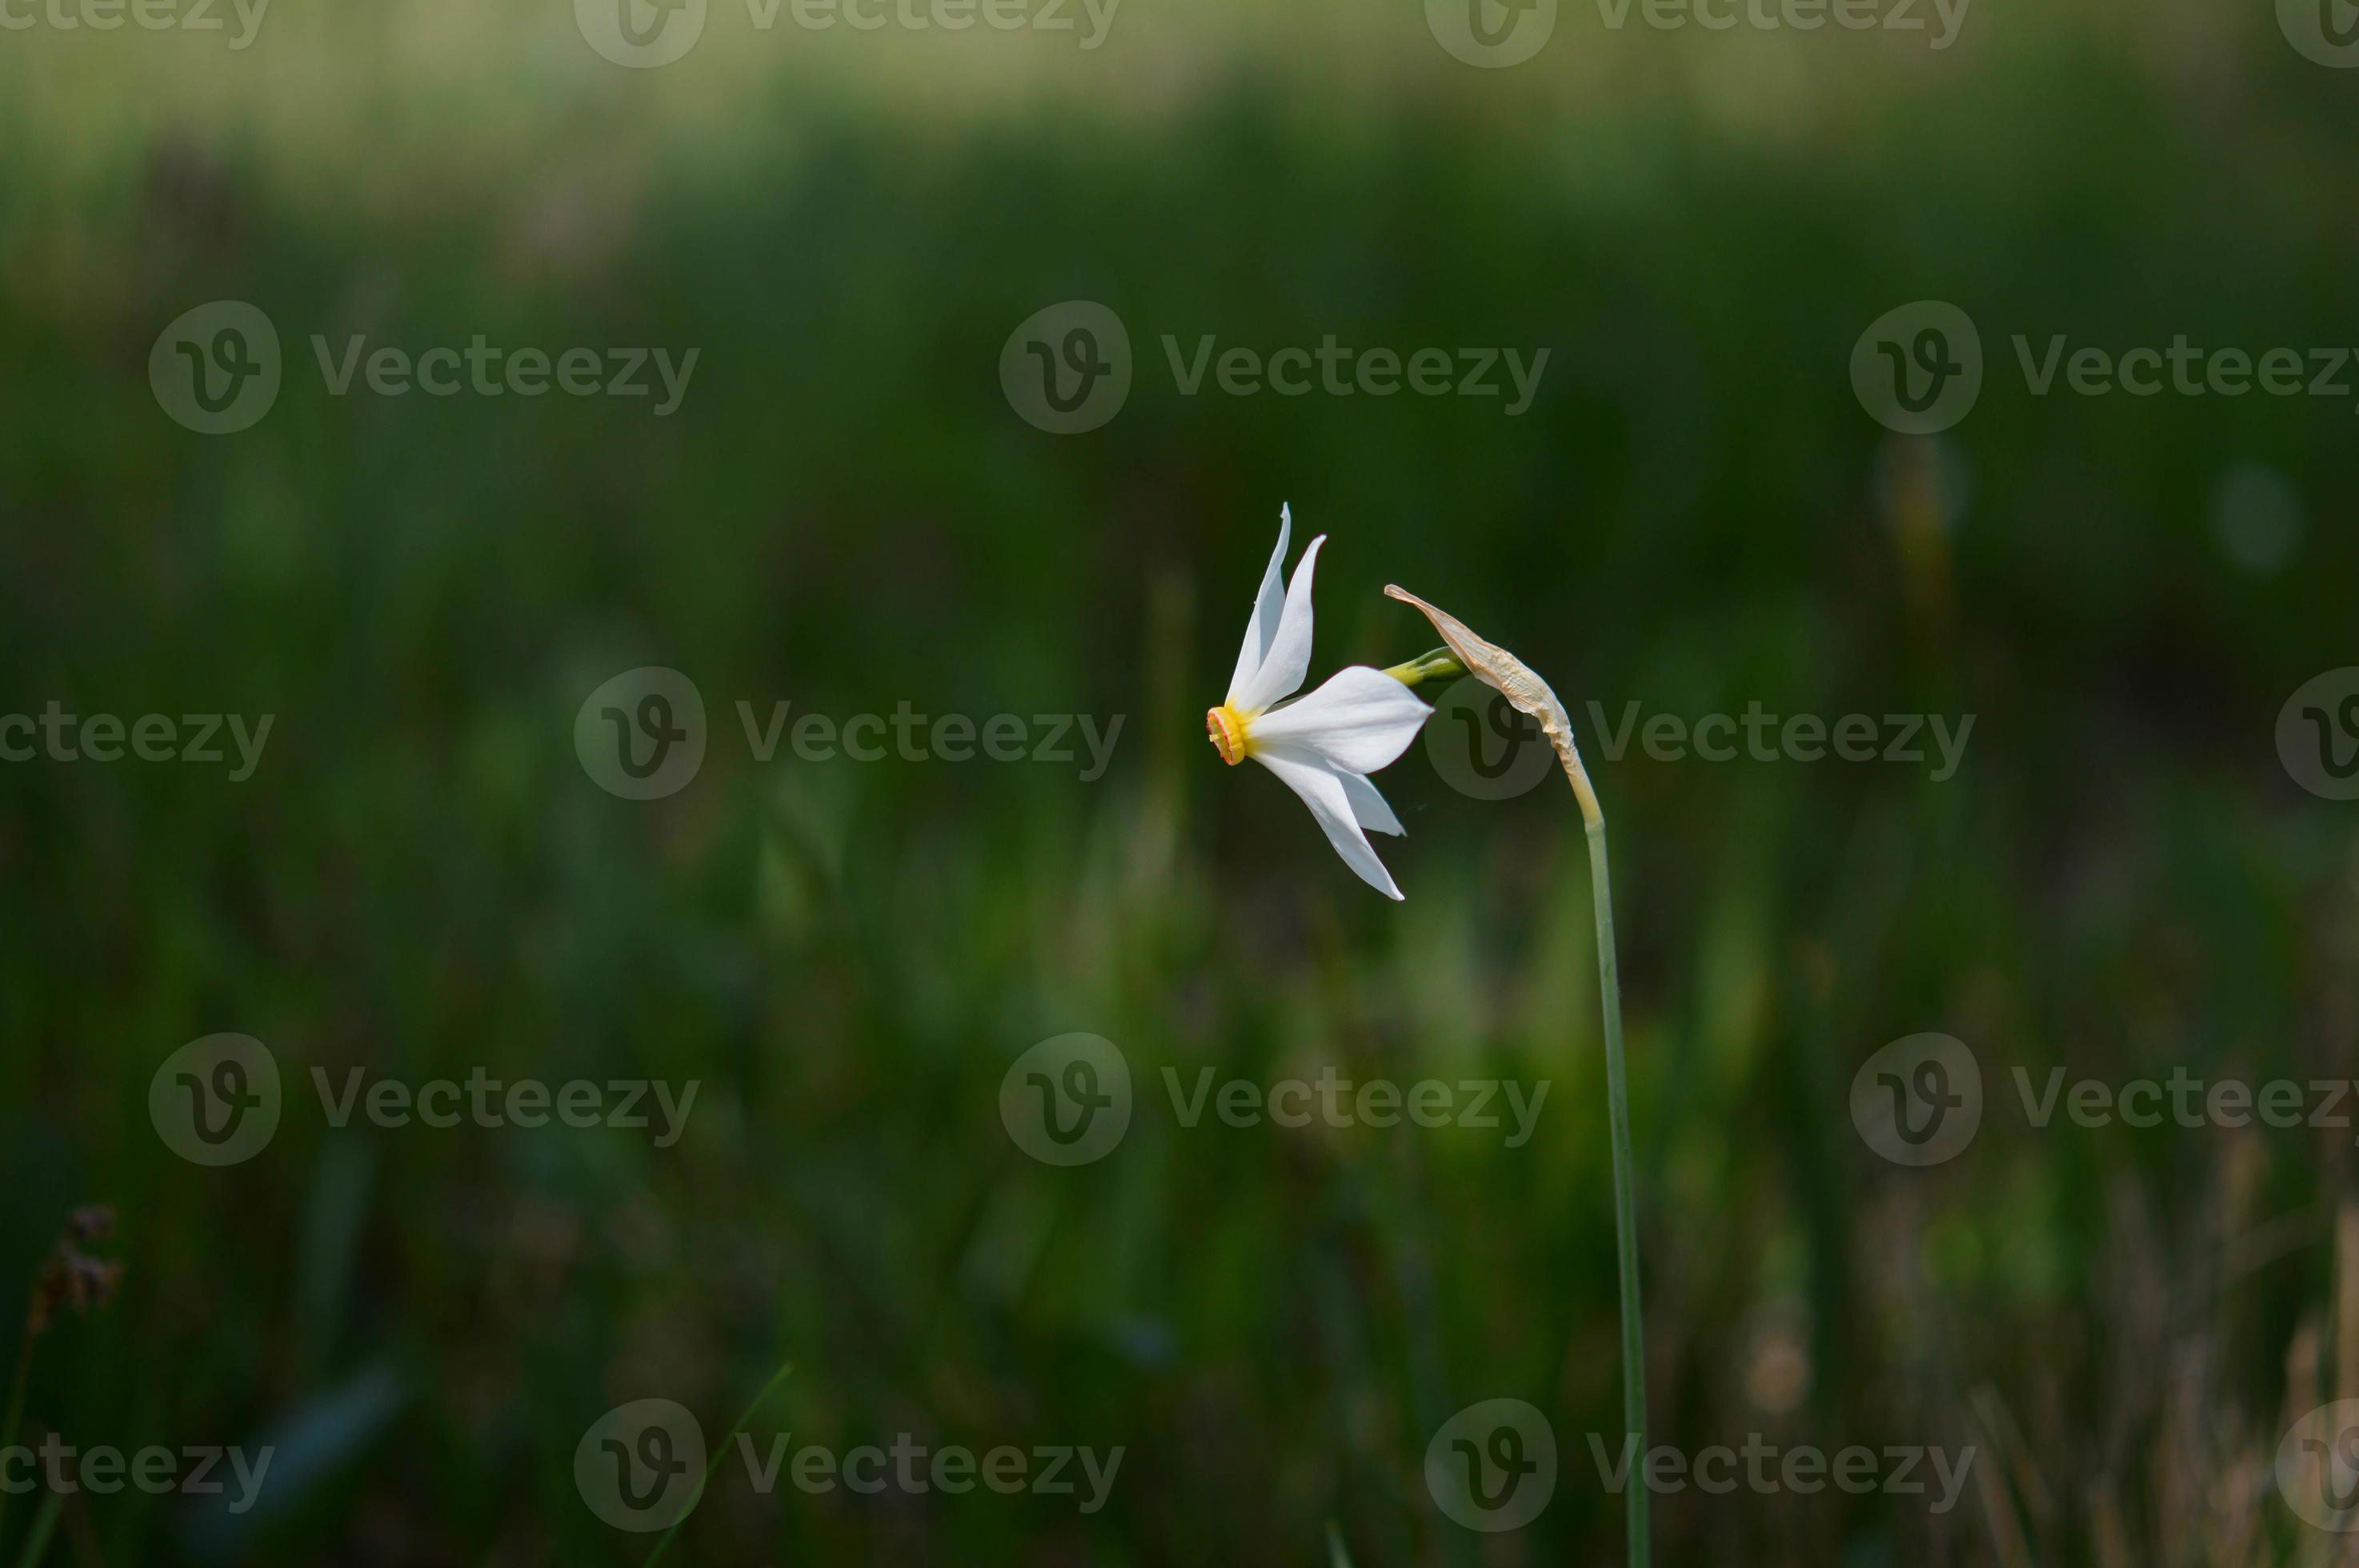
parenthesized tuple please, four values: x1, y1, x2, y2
(1377, 647, 1467, 688)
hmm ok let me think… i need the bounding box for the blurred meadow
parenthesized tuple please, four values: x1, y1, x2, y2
(2, 0, 2358, 1560)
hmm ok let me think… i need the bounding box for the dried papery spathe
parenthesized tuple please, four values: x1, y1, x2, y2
(1382, 584, 1601, 822)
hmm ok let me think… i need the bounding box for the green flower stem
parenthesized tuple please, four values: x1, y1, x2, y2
(643, 1361, 795, 1568)
(1375, 583, 1648, 1566)
(1565, 762, 1648, 1568)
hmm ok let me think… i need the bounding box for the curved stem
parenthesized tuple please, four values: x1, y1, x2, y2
(1569, 766, 1648, 1568)
(1373, 584, 1648, 1562)
(643, 1361, 795, 1568)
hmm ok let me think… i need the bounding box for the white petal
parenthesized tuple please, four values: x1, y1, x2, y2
(1252, 748, 1404, 900)
(1249, 666, 1433, 775)
(1338, 770, 1404, 836)
(1224, 503, 1292, 707)
(1231, 534, 1324, 716)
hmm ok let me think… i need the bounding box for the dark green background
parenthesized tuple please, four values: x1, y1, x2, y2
(2, 2, 2355, 1561)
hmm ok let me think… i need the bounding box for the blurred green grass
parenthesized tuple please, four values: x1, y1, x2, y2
(2, 0, 2358, 1561)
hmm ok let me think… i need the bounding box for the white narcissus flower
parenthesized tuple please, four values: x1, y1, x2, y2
(1206, 505, 1434, 900)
